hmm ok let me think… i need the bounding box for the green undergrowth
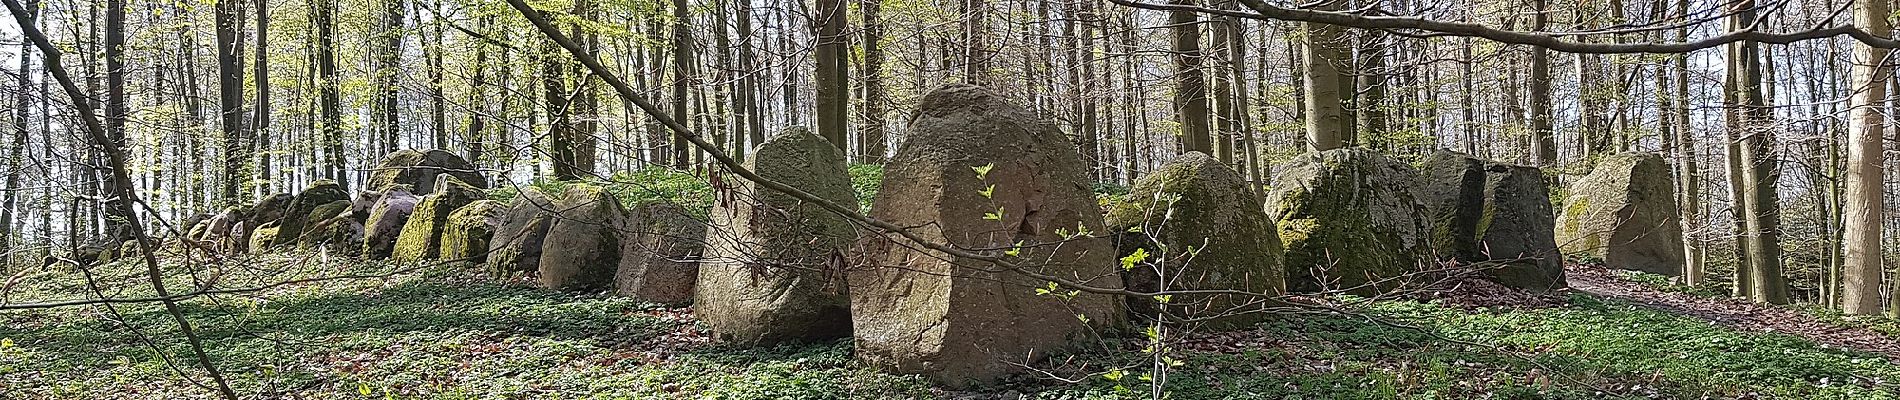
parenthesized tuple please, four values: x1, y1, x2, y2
(4, 254, 1898, 398)
(1614, 269, 1900, 339)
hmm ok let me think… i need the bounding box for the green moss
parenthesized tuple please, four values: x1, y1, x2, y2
(440, 200, 504, 266)
(248, 225, 280, 255)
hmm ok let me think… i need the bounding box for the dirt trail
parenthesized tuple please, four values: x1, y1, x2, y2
(1565, 265, 1900, 361)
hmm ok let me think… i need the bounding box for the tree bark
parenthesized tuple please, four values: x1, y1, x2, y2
(214, 0, 247, 206)
(1301, 1, 1348, 151)
(815, 0, 849, 149)
(1842, 0, 1890, 315)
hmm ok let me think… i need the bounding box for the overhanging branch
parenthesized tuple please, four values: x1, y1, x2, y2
(1106, 0, 1900, 53)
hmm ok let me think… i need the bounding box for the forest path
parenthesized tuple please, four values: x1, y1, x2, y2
(1566, 265, 1900, 362)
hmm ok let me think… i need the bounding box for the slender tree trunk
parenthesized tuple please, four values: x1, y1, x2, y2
(1, 0, 32, 263)
(1528, 0, 1556, 165)
(1674, 0, 1702, 286)
(815, 0, 848, 149)
(859, 0, 886, 163)
(1169, 0, 1211, 154)
(1842, 0, 1890, 315)
(1356, 29, 1386, 149)
(1301, 1, 1348, 151)
(466, 16, 492, 166)
(214, 0, 247, 205)
(253, 0, 272, 195)
(962, 0, 989, 81)
(670, 0, 693, 168)
(376, 0, 405, 153)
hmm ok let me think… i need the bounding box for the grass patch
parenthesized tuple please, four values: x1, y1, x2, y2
(5, 256, 1896, 398)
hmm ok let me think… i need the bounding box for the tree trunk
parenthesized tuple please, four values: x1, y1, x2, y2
(1528, 0, 1556, 165)
(215, 0, 247, 206)
(859, 0, 886, 163)
(1842, 0, 1890, 315)
(670, 0, 693, 168)
(1674, 0, 1702, 286)
(1169, 0, 1211, 154)
(253, 0, 271, 195)
(1301, 2, 1349, 152)
(376, 0, 405, 153)
(815, 0, 848, 149)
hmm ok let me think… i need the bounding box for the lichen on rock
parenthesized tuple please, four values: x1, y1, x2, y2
(1554, 152, 1683, 276)
(697, 127, 856, 346)
(393, 177, 485, 263)
(1106, 151, 1284, 328)
(440, 200, 506, 266)
(1264, 147, 1434, 294)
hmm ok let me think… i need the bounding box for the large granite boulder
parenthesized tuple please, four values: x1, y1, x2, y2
(393, 177, 485, 263)
(176, 213, 212, 238)
(273, 180, 349, 246)
(485, 187, 558, 278)
(1106, 151, 1284, 327)
(1265, 147, 1434, 294)
(1420, 151, 1566, 290)
(850, 85, 1122, 387)
(615, 200, 706, 303)
(247, 225, 280, 255)
(361, 186, 421, 259)
(1555, 152, 1683, 275)
(296, 200, 361, 253)
(536, 184, 626, 291)
(204, 207, 249, 254)
(440, 200, 507, 265)
(367, 149, 489, 195)
(234, 193, 294, 254)
(697, 127, 856, 345)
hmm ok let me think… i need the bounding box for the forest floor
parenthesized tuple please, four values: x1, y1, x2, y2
(3, 254, 1900, 399)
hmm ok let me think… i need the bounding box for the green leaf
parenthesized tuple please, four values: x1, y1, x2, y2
(1075, 313, 1090, 324)
(1153, 294, 1172, 304)
(1103, 368, 1126, 381)
(1120, 248, 1149, 270)
(357, 382, 373, 396)
(0, 338, 12, 349)
(972, 163, 995, 180)
(983, 207, 1005, 221)
(1004, 240, 1024, 257)
(979, 184, 996, 198)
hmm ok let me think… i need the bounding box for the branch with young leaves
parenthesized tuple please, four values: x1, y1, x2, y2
(1107, 0, 1896, 53)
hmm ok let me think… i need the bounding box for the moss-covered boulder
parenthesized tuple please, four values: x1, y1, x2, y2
(1265, 147, 1434, 294)
(186, 218, 213, 243)
(392, 177, 485, 263)
(851, 85, 1122, 387)
(485, 187, 558, 278)
(615, 200, 705, 303)
(273, 180, 349, 247)
(1106, 151, 1284, 327)
(536, 184, 625, 291)
(175, 213, 212, 238)
(440, 200, 506, 265)
(234, 193, 293, 254)
(1420, 151, 1566, 290)
(361, 186, 421, 259)
(1555, 152, 1683, 275)
(248, 225, 280, 255)
(297, 200, 361, 253)
(697, 127, 855, 345)
(367, 149, 489, 195)
(116, 239, 142, 261)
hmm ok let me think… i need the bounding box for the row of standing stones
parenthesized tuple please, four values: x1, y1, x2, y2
(107, 84, 1683, 388)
